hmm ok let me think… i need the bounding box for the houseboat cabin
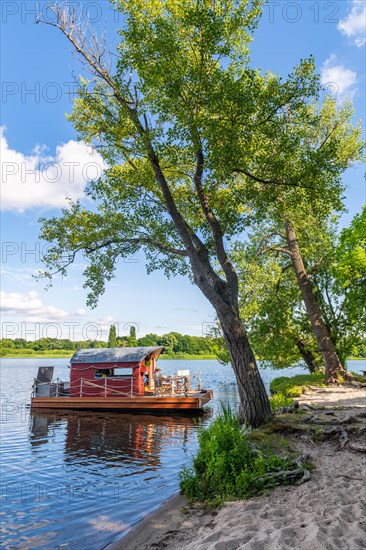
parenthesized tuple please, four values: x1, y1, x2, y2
(69, 346, 164, 398)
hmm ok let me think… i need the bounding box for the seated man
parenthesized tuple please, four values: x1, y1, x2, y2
(153, 367, 162, 391)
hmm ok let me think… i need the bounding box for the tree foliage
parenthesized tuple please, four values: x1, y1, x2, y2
(37, 2, 362, 310)
(234, 237, 322, 371)
(333, 206, 366, 332)
(223, 211, 366, 370)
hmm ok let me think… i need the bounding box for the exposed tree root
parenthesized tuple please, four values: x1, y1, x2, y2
(304, 413, 365, 425)
(255, 454, 311, 485)
(341, 370, 354, 381)
(325, 370, 354, 384)
(339, 429, 366, 453)
(276, 401, 299, 415)
(348, 442, 366, 453)
(274, 413, 366, 452)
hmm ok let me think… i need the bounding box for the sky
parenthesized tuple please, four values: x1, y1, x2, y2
(1, 0, 365, 342)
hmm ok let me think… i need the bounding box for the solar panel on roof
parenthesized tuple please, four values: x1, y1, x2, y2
(70, 346, 164, 364)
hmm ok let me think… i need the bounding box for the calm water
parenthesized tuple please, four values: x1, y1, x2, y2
(1, 358, 364, 549)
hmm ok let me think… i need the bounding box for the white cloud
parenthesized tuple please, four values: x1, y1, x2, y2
(0, 266, 37, 286)
(338, 1, 366, 47)
(0, 291, 136, 340)
(0, 128, 106, 212)
(0, 290, 69, 322)
(320, 55, 357, 100)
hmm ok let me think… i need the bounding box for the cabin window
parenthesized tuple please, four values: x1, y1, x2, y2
(94, 369, 112, 378)
(113, 368, 133, 377)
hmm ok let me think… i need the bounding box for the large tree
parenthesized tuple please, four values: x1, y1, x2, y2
(232, 212, 365, 374)
(233, 238, 323, 373)
(37, 1, 360, 423)
(230, 93, 362, 382)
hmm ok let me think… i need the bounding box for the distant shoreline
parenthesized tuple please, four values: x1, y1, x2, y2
(1, 352, 364, 362)
(0, 352, 218, 360)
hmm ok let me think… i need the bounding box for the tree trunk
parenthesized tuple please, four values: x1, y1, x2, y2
(191, 256, 273, 427)
(215, 308, 273, 427)
(285, 220, 349, 383)
(295, 338, 323, 374)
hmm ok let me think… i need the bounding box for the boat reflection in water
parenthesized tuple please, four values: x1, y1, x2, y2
(27, 409, 211, 548)
(30, 409, 206, 462)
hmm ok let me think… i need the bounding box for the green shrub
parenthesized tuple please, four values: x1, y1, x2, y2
(286, 385, 303, 397)
(179, 405, 308, 505)
(270, 373, 326, 397)
(270, 393, 294, 411)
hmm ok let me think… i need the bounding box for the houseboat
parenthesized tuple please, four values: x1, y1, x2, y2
(31, 346, 213, 413)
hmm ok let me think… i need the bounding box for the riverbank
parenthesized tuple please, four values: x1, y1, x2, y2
(2, 351, 365, 362)
(0, 351, 217, 360)
(111, 385, 366, 550)
(0, 351, 72, 359)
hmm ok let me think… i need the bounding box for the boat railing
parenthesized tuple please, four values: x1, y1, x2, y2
(32, 378, 67, 398)
(79, 377, 133, 398)
(153, 375, 191, 396)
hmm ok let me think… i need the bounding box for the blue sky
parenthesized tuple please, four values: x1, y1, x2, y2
(1, 0, 365, 341)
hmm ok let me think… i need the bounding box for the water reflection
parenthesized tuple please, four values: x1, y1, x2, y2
(0, 410, 207, 549)
(30, 411, 203, 467)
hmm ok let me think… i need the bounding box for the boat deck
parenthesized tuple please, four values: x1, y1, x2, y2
(31, 390, 214, 412)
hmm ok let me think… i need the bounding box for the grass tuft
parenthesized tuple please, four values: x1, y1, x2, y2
(179, 404, 308, 507)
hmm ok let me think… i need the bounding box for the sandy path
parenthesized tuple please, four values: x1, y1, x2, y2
(297, 384, 366, 409)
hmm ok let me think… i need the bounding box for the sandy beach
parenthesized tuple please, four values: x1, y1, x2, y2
(110, 386, 366, 550)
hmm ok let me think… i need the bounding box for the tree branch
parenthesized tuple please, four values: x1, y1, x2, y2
(232, 168, 316, 190)
(263, 246, 294, 257)
(41, 236, 189, 281)
(37, 5, 201, 259)
(192, 144, 239, 297)
(85, 237, 189, 257)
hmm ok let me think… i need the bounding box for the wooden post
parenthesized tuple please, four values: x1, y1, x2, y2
(149, 358, 155, 391)
(80, 378, 83, 397)
(104, 377, 107, 398)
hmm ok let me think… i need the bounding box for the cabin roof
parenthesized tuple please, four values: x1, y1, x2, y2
(70, 346, 164, 364)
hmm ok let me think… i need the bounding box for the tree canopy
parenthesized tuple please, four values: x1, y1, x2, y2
(227, 211, 365, 371)
(38, 2, 363, 308)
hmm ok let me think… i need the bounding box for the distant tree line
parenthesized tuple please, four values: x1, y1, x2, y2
(0, 330, 220, 357)
(1, 332, 364, 360)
